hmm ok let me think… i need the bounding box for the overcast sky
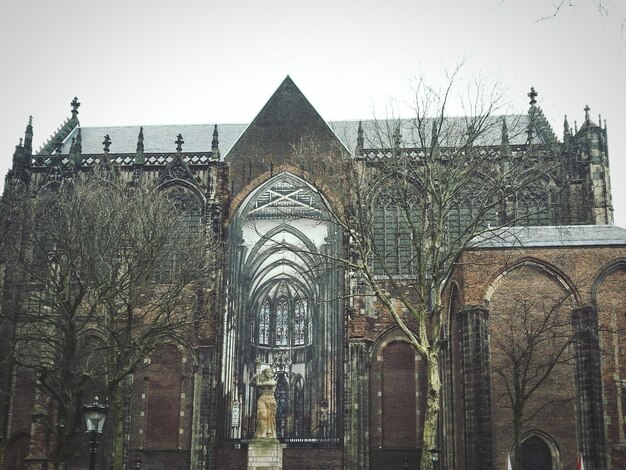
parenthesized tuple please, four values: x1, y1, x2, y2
(1, 0, 624, 225)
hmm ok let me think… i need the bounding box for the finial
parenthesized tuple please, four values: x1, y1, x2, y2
(501, 118, 510, 146)
(175, 133, 184, 153)
(598, 114, 602, 128)
(574, 120, 578, 134)
(563, 115, 570, 135)
(136, 127, 144, 153)
(393, 125, 402, 151)
(212, 125, 219, 154)
(71, 97, 81, 118)
(356, 121, 364, 155)
(23, 115, 34, 155)
(584, 105, 590, 122)
(18, 138, 23, 146)
(527, 87, 538, 106)
(102, 134, 111, 153)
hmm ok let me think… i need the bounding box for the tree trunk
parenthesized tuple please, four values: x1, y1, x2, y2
(110, 385, 125, 470)
(513, 409, 522, 470)
(420, 351, 441, 470)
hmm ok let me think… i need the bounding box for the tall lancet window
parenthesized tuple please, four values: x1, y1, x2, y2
(275, 298, 289, 346)
(259, 299, 270, 345)
(275, 376, 289, 438)
(294, 300, 306, 346)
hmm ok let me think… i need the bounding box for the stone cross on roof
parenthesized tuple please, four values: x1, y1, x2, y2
(175, 133, 184, 152)
(528, 87, 538, 106)
(584, 104, 591, 122)
(71, 97, 81, 117)
(102, 134, 112, 153)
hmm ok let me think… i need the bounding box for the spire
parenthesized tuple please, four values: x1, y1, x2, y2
(136, 127, 144, 154)
(134, 127, 145, 166)
(501, 118, 510, 145)
(356, 121, 364, 156)
(71, 97, 81, 119)
(69, 129, 82, 167)
(527, 87, 538, 106)
(212, 125, 220, 157)
(393, 125, 402, 155)
(23, 115, 33, 155)
(563, 115, 570, 135)
(102, 134, 112, 154)
(175, 133, 184, 153)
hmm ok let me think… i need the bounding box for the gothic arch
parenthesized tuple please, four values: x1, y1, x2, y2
(483, 257, 580, 306)
(221, 170, 343, 445)
(369, 329, 424, 468)
(591, 259, 626, 303)
(520, 430, 561, 470)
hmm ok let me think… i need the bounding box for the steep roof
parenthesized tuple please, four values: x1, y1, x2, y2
(224, 76, 348, 162)
(469, 225, 626, 249)
(53, 124, 247, 156)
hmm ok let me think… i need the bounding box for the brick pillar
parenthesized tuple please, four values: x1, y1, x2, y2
(458, 306, 494, 470)
(344, 340, 370, 470)
(572, 306, 608, 470)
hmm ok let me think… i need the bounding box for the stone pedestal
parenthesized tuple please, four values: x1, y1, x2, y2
(247, 437, 283, 470)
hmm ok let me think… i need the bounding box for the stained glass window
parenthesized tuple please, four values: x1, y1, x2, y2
(259, 299, 270, 345)
(275, 377, 288, 438)
(275, 298, 289, 346)
(294, 300, 306, 345)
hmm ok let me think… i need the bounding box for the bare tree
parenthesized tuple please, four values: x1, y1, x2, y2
(289, 68, 558, 469)
(1, 172, 218, 469)
(491, 295, 577, 470)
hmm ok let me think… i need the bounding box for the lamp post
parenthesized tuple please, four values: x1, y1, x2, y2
(429, 447, 440, 470)
(134, 458, 142, 469)
(83, 396, 108, 470)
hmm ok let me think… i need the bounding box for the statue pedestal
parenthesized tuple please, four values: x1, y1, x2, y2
(247, 437, 283, 470)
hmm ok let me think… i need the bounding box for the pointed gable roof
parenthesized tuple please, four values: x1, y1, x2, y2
(225, 76, 347, 163)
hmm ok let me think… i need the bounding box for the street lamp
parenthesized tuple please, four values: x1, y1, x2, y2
(429, 447, 440, 470)
(134, 458, 142, 469)
(83, 396, 108, 470)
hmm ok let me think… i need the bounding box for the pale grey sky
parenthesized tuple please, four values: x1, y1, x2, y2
(1, 0, 625, 224)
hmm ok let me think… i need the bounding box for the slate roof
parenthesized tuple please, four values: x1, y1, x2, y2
(469, 225, 626, 249)
(35, 77, 558, 161)
(224, 76, 349, 162)
(52, 123, 248, 156)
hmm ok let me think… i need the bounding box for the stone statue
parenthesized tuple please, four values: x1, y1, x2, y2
(251, 362, 277, 438)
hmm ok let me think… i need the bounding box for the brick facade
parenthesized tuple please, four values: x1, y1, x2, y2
(1, 78, 625, 470)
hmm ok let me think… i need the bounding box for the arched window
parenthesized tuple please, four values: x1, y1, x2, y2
(521, 435, 554, 470)
(372, 189, 421, 276)
(293, 300, 306, 346)
(516, 185, 554, 226)
(155, 186, 203, 282)
(293, 377, 305, 438)
(259, 299, 270, 345)
(275, 298, 289, 346)
(275, 375, 289, 438)
(253, 293, 310, 347)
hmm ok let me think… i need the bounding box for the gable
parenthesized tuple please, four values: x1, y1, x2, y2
(225, 76, 348, 163)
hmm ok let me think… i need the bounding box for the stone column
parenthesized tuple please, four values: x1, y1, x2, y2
(344, 340, 370, 469)
(457, 306, 494, 470)
(572, 306, 608, 470)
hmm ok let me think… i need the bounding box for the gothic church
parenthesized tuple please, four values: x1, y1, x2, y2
(2, 77, 626, 470)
